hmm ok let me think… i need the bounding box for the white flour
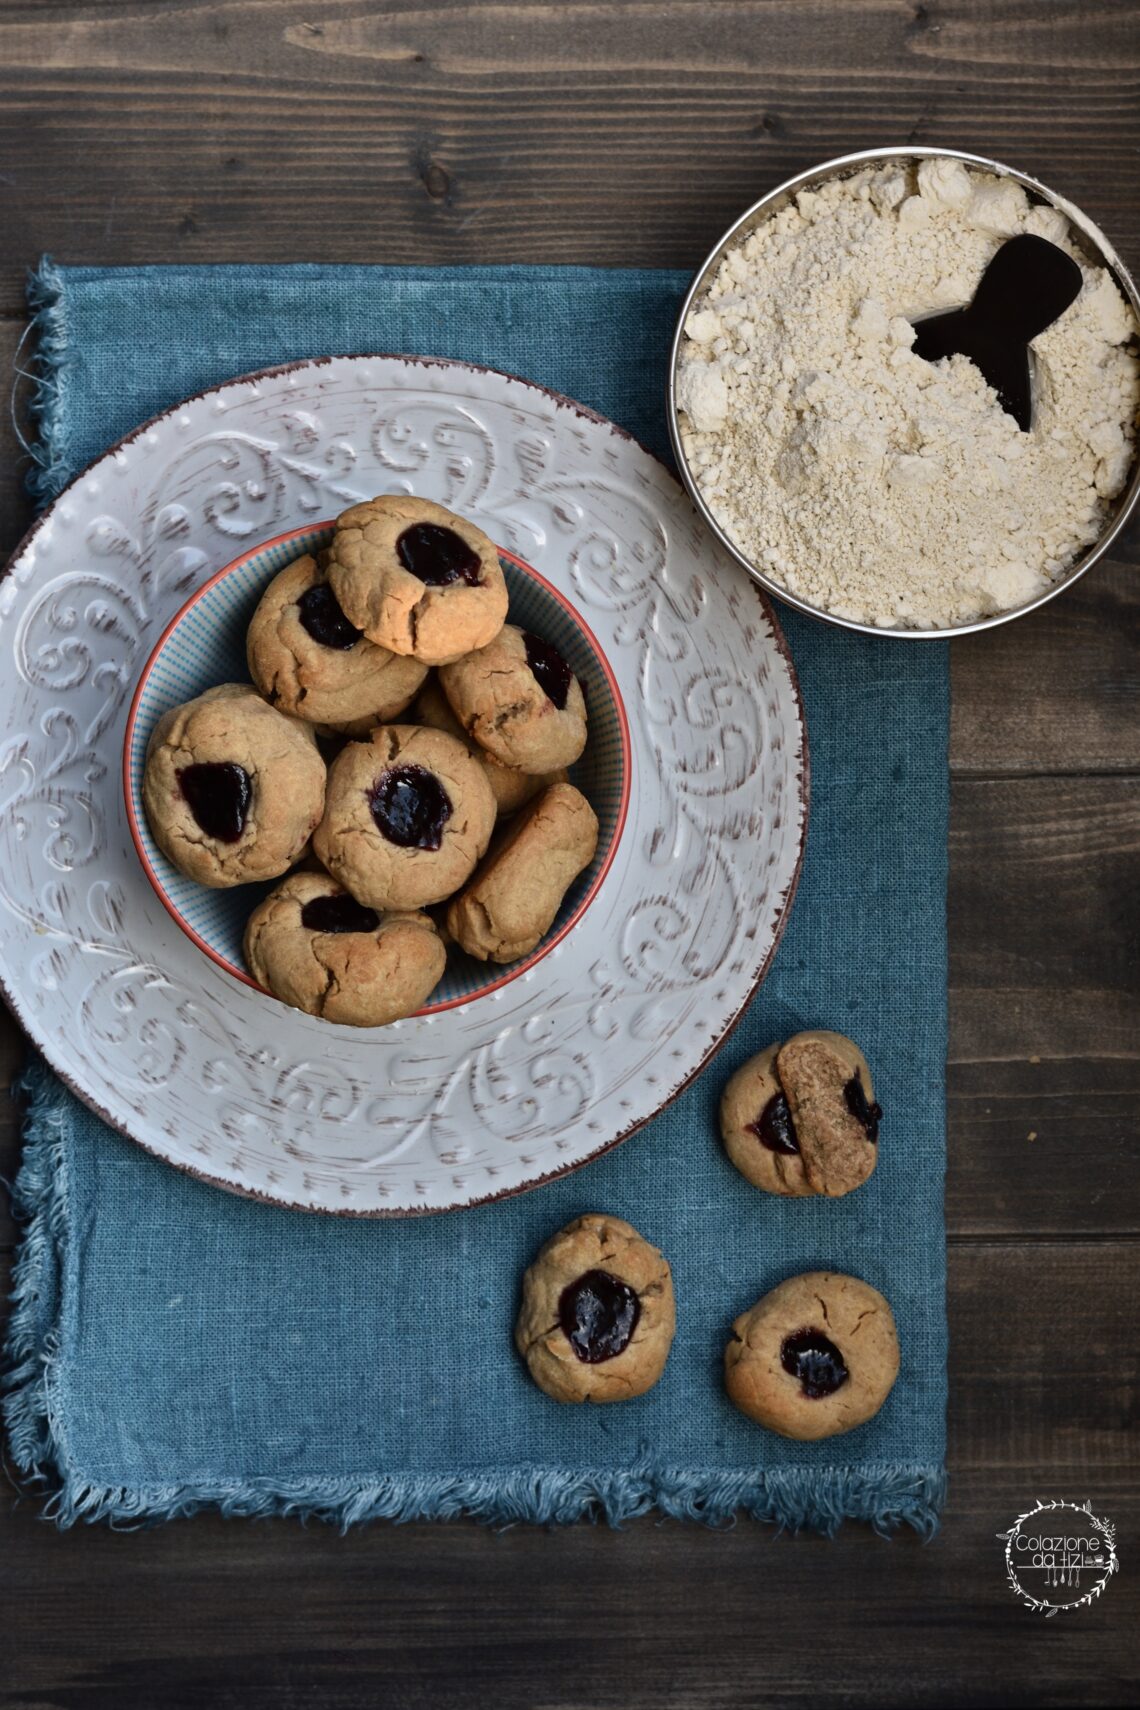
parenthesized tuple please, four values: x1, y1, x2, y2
(677, 159, 1139, 628)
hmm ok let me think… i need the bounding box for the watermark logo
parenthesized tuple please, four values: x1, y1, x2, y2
(998, 1499, 1118, 1615)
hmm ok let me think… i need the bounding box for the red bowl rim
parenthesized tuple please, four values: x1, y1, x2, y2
(122, 521, 632, 1019)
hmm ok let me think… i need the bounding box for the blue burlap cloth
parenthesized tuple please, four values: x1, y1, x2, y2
(3, 261, 947, 1530)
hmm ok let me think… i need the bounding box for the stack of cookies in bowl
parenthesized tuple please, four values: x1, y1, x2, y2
(132, 495, 616, 1026)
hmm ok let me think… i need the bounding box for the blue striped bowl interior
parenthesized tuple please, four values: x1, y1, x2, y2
(126, 525, 629, 1014)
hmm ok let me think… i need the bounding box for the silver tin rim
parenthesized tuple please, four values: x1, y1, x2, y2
(666, 145, 1140, 640)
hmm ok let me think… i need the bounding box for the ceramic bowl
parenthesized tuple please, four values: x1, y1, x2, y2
(124, 523, 631, 1014)
(667, 145, 1140, 639)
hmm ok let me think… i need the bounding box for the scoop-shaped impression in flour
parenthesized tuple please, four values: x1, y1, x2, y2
(910, 232, 1082, 432)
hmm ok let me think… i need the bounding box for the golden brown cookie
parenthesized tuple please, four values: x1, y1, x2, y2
(142, 683, 325, 888)
(438, 623, 588, 774)
(325, 494, 508, 666)
(243, 870, 445, 1026)
(313, 723, 496, 911)
(719, 1031, 880, 1198)
(446, 782, 599, 963)
(724, 1272, 899, 1440)
(413, 678, 565, 817)
(246, 552, 427, 732)
(515, 1214, 676, 1403)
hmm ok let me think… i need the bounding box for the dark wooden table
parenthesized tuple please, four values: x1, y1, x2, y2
(1, 4, 1137, 1705)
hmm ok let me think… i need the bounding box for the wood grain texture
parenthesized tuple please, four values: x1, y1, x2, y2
(0, 1245, 1135, 1710)
(951, 558, 1140, 775)
(947, 778, 1140, 1234)
(0, 0, 1137, 313)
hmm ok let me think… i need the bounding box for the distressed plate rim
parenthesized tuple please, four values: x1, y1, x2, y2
(0, 353, 810, 1216)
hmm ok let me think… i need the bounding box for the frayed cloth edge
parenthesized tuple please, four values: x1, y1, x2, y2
(22, 258, 73, 507)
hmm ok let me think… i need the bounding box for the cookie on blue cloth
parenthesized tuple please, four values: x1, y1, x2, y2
(720, 1030, 880, 1198)
(725, 1272, 899, 1440)
(515, 1214, 676, 1403)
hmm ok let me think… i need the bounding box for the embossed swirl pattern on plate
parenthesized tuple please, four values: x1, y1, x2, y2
(0, 357, 806, 1213)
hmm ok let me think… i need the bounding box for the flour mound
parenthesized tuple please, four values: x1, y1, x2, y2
(677, 160, 1139, 629)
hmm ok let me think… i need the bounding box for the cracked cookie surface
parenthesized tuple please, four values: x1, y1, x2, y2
(725, 1271, 899, 1440)
(246, 551, 427, 733)
(413, 677, 565, 816)
(313, 723, 496, 910)
(243, 870, 445, 1026)
(719, 1030, 880, 1198)
(515, 1214, 676, 1403)
(143, 683, 326, 888)
(446, 781, 598, 963)
(438, 623, 588, 773)
(325, 495, 508, 665)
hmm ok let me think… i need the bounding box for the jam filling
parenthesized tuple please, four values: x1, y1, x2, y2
(558, 1269, 641, 1364)
(396, 523, 483, 587)
(300, 893, 381, 934)
(297, 582, 362, 651)
(177, 762, 251, 843)
(369, 763, 452, 850)
(746, 1090, 799, 1155)
(523, 631, 573, 710)
(780, 1328, 849, 1399)
(844, 1074, 882, 1143)
(911, 233, 1082, 432)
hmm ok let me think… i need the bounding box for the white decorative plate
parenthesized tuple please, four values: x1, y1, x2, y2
(0, 356, 807, 1214)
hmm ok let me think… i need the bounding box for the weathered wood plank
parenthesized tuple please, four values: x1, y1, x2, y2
(947, 775, 1140, 1233)
(0, 1242, 1134, 1709)
(948, 1064, 1139, 1236)
(951, 558, 1140, 776)
(949, 777, 1139, 1015)
(0, 0, 1136, 313)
